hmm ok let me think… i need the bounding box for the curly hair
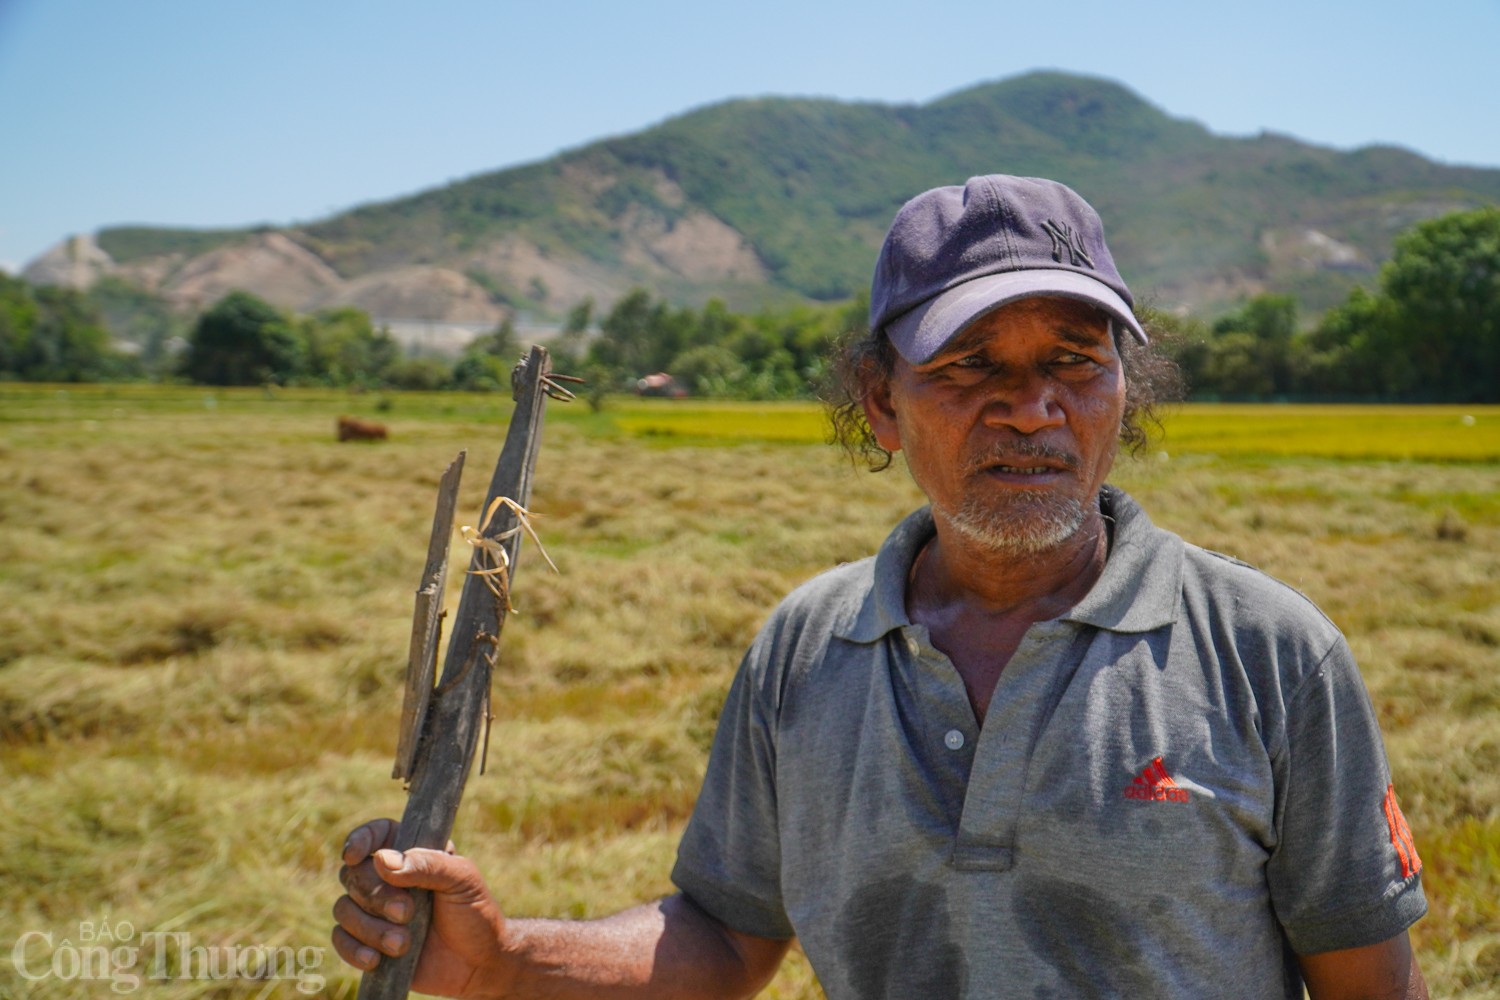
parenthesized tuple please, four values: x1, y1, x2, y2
(823, 311, 1184, 471)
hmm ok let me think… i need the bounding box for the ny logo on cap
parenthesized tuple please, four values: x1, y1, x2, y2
(1042, 219, 1095, 269)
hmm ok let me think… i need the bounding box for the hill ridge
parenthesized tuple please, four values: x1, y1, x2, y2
(25, 70, 1500, 320)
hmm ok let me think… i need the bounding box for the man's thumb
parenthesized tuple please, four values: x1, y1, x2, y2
(373, 847, 473, 892)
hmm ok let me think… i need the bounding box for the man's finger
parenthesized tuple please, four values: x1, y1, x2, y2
(330, 925, 381, 972)
(332, 896, 410, 957)
(341, 818, 400, 867)
(341, 856, 414, 919)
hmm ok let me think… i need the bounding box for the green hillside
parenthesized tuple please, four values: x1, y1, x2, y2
(93, 71, 1500, 318)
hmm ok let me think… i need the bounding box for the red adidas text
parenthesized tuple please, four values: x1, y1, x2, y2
(1124, 756, 1190, 804)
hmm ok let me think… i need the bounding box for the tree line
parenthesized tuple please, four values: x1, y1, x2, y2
(3, 206, 1497, 402)
(1151, 205, 1499, 402)
(0, 276, 868, 399)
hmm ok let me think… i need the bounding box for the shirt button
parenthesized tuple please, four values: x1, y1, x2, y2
(944, 729, 966, 751)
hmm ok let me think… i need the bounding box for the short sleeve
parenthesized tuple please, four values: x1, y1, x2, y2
(671, 641, 795, 940)
(1266, 637, 1427, 954)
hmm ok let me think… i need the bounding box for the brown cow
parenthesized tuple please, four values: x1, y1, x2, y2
(336, 416, 388, 442)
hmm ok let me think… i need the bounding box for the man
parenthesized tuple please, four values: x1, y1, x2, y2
(334, 175, 1428, 998)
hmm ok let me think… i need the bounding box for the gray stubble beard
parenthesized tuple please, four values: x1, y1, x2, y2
(942, 488, 1090, 557)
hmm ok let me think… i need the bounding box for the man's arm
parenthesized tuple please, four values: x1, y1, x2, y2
(489, 895, 789, 1000)
(1297, 932, 1428, 1000)
(332, 819, 789, 1000)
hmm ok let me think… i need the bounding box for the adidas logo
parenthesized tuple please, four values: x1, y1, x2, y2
(1123, 756, 1191, 804)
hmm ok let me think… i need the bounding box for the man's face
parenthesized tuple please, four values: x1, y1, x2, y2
(863, 296, 1126, 555)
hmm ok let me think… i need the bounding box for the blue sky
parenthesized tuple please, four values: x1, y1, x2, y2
(2, 0, 1497, 272)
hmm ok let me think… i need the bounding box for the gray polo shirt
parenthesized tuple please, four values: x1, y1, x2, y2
(672, 486, 1426, 999)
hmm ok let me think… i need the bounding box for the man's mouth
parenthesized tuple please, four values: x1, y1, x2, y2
(969, 442, 1079, 478)
(991, 464, 1059, 476)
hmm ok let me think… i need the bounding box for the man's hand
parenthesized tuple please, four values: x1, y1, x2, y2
(333, 818, 509, 999)
(332, 818, 790, 1000)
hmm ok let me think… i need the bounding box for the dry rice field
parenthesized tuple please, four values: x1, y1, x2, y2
(1, 385, 1496, 997)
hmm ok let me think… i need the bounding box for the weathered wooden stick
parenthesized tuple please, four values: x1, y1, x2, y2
(393, 450, 466, 781)
(359, 345, 557, 1000)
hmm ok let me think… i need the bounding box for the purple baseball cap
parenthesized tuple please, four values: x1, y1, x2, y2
(870, 175, 1147, 363)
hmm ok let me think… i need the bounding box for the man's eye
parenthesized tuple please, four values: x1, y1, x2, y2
(1054, 352, 1092, 366)
(953, 354, 989, 368)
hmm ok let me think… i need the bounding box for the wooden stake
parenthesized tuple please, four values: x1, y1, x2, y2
(359, 345, 560, 1000)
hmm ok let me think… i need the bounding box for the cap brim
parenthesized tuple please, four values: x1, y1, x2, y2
(885, 269, 1148, 363)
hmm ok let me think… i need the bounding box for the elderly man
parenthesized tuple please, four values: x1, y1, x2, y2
(334, 175, 1428, 998)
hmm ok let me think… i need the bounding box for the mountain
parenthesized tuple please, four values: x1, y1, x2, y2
(24, 71, 1500, 324)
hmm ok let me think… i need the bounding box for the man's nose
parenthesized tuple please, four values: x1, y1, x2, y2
(980, 370, 1066, 435)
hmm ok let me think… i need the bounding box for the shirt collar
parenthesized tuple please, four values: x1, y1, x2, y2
(835, 485, 1181, 643)
(1061, 485, 1182, 633)
(837, 506, 934, 643)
